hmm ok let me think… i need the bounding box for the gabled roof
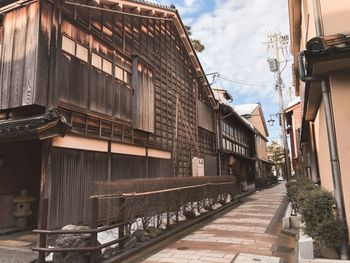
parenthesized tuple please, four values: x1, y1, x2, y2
(234, 103, 269, 138)
(0, 0, 218, 109)
(234, 104, 259, 116)
(212, 88, 233, 106)
(285, 97, 300, 112)
(214, 89, 255, 134)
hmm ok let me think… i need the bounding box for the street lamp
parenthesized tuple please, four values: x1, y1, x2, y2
(267, 117, 275, 127)
(267, 113, 282, 127)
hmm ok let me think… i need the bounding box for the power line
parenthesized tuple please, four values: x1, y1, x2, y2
(217, 75, 274, 87)
(64, 1, 174, 21)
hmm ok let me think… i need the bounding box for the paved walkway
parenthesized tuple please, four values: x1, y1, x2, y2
(142, 183, 294, 263)
(0, 230, 38, 263)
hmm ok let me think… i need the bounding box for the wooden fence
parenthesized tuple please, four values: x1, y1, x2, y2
(32, 176, 239, 262)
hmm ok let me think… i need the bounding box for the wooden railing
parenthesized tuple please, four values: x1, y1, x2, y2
(33, 180, 238, 262)
(33, 197, 128, 263)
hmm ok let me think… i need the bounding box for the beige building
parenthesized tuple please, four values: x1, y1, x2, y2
(289, 0, 350, 245)
(285, 99, 302, 175)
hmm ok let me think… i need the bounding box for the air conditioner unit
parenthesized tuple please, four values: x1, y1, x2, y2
(192, 157, 204, 177)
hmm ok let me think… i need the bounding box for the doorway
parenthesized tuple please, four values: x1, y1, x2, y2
(0, 140, 42, 233)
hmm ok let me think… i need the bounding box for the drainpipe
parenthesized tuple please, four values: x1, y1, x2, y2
(217, 112, 222, 177)
(298, 0, 348, 257)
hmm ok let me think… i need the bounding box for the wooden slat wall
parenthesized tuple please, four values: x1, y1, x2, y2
(0, 2, 40, 109)
(50, 147, 109, 228)
(132, 60, 155, 133)
(35, 0, 52, 106)
(50, 147, 172, 228)
(198, 100, 215, 133)
(33, 1, 218, 177)
(60, 55, 89, 108)
(53, 5, 203, 176)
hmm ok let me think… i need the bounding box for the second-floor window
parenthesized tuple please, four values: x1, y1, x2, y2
(62, 35, 88, 63)
(221, 120, 251, 157)
(62, 21, 132, 87)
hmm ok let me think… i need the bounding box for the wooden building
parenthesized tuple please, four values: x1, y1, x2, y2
(212, 89, 256, 190)
(0, 0, 218, 229)
(234, 103, 272, 180)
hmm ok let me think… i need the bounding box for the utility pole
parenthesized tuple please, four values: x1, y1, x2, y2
(265, 33, 292, 181)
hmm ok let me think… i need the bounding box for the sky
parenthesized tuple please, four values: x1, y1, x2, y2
(155, 0, 293, 142)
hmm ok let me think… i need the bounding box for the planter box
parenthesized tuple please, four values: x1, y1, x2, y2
(297, 223, 350, 262)
(283, 202, 350, 262)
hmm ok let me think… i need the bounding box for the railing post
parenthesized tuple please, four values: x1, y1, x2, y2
(118, 197, 125, 251)
(175, 200, 179, 223)
(166, 207, 170, 226)
(38, 198, 49, 263)
(90, 197, 99, 263)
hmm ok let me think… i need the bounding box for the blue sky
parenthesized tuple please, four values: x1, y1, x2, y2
(155, 0, 293, 141)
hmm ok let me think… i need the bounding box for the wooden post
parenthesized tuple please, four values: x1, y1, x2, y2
(38, 198, 48, 263)
(166, 207, 170, 226)
(90, 197, 99, 263)
(118, 197, 125, 251)
(175, 202, 179, 223)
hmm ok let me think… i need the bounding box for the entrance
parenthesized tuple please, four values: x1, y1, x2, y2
(0, 140, 42, 233)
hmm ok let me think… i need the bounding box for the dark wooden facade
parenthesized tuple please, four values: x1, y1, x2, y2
(213, 90, 256, 185)
(0, 0, 218, 228)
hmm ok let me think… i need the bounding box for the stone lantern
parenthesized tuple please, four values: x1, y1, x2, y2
(13, 190, 35, 229)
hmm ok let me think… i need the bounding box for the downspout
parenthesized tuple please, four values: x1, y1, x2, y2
(298, 0, 348, 256)
(217, 111, 222, 176)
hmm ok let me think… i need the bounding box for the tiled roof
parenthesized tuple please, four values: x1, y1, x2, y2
(0, 109, 71, 141)
(131, 0, 176, 11)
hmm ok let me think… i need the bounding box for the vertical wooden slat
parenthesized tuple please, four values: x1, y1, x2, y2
(0, 11, 16, 109)
(10, 7, 27, 107)
(22, 2, 40, 106)
(89, 196, 98, 263)
(38, 198, 48, 263)
(118, 197, 125, 251)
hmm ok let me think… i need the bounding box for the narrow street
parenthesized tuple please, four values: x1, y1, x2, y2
(141, 183, 295, 263)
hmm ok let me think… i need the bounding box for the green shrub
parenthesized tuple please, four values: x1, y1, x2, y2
(285, 176, 346, 252)
(286, 176, 317, 214)
(313, 219, 346, 251)
(286, 180, 298, 213)
(300, 189, 346, 253)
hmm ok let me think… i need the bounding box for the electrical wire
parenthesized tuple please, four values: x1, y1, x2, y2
(218, 75, 274, 87)
(64, 1, 175, 21)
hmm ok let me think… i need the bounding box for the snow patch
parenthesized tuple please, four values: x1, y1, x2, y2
(211, 203, 222, 210)
(45, 246, 54, 262)
(98, 227, 119, 253)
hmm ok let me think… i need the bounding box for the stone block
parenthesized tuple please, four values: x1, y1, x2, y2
(299, 236, 314, 260)
(282, 216, 290, 229)
(290, 215, 301, 229)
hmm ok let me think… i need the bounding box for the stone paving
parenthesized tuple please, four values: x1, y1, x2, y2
(142, 183, 293, 263)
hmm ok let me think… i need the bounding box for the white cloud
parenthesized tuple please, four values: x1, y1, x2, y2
(188, 0, 292, 100)
(177, 0, 205, 15)
(154, 0, 294, 139)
